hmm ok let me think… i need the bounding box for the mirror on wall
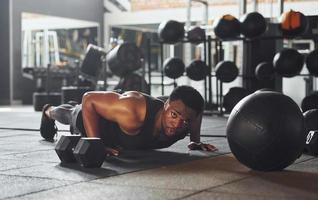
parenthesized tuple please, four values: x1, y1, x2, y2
(21, 12, 100, 94)
(21, 12, 99, 69)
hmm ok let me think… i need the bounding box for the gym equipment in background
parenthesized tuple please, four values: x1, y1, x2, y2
(305, 49, 318, 76)
(213, 14, 240, 39)
(158, 20, 185, 44)
(106, 42, 142, 77)
(254, 88, 275, 93)
(303, 108, 318, 135)
(114, 73, 150, 94)
(301, 92, 318, 112)
(33, 92, 61, 111)
(187, 26, 206, 44)
(304, 130, 318, 156)
(280, 9, 309, 37)
(303, 109, 318, 155)
(215, 60, 239, 82)
(186, 60, 209, 81)
(61, 86, 91, 104)
(156, 95, 169, 103)
(226, 91, 305, 171)
(223, 87, 249, 113)
(61, 45, 106, 104)
(33, 64, 62, 111)
(106, 42, 149, 94)
(81, 44, 106, 80)
(254, 62, 275, 81)
(163, 57, 185, 79)
(273, 48, 304, 77)
(240, 12, 267, 38)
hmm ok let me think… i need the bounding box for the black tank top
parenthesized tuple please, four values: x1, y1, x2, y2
(97, 93, 187, 150)
(114, 94, 163, 149)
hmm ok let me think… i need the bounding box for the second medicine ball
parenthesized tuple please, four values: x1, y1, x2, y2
(163, 57, 185, 79)
(301, 92, 318, 112)
(226, 91, 305, 171)
(158, 20, 185, 44)
(255, 62, 275, 81)
(273, 48, 304, 77)
(280, 9, 308, 37)
(215, 61, 239, 82)
(223, 87, 249, 113)
(213, 14, 240, 39)
(303, 109, 318, 155)
(306, 49, 318, 76)
(187, 26, 206, 44)
(240, 12, 267, 38)
(303, 109, 318, 134)
(186, 60, 209, 81)
(254, 88, 275, 93)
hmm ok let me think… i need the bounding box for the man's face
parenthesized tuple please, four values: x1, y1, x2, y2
(161, 99, 197, 137)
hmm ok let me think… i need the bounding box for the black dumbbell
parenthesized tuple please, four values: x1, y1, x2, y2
(73, 137, 105, 168)
(55, 135, 81, 163)
(55, 136, 105, 168)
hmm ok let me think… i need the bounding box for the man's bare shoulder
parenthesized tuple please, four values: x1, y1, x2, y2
(120, 91, 146, 107)
(83, 90, 146, 108)
(119, 91, 146, 120)
(84, 91, 143, 99)
(120, 91, 144, 98)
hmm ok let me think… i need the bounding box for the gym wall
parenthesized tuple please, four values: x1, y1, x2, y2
(0, 0, 104, 105)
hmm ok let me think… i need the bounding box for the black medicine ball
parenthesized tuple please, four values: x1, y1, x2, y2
(255, 62, 275, 81)
(254, 88, 275, 93)
(223, 87, 249, 113)
(213, 14, 240, 39)
(163, 57, 185, 79)
(306, 49, 318, 76)
(301, 92, 318, 112)
(158, 20, 185, 44)
(186, 60, 209, 81)
(273, 48, 304, 77)
(215, 61, 239, 82)
(187, 26, 206, 44)
(303, 109, 318, 134)
(227, 91, 305, 171)
(303, 109, 318, 155)
(240, 12, 267, 38)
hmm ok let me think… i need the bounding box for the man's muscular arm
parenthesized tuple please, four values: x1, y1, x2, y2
(188, 112, 218, 152)
(82, 91, 145, 137)
(81, 91, 146, 155)
(82, 91, 119, 138)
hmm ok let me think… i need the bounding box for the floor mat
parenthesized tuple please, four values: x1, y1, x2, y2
(0, 107, 230, 181)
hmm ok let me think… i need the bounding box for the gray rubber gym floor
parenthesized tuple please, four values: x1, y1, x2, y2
(1, 106, 318, 200)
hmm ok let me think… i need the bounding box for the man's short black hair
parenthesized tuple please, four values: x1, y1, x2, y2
(169, 85, 205, 115)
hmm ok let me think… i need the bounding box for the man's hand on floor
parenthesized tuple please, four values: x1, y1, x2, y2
(188, 142, 218, 152)
(105, 147, 121, 156)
